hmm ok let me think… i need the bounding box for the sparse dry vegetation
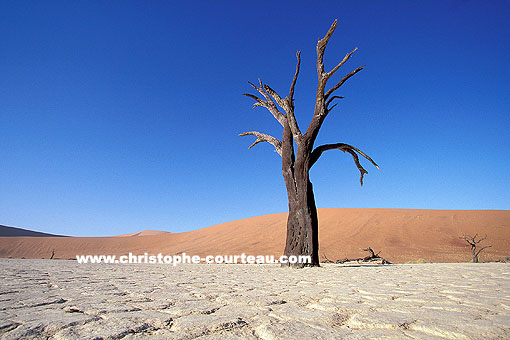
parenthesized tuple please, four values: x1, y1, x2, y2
(405, 258, 428, 264)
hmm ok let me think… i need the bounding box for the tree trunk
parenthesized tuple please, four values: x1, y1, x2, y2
(283, 177, 319, 267)
(281, 125, 320, 267)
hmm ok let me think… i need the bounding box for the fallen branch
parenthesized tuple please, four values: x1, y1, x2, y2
(335, 247, 391, 265)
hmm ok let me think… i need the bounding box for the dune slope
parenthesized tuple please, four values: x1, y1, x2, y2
(0, 225, 67, 237)
(0, 209, 508, 263)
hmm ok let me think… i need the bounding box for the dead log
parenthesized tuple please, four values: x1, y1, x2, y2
(334, 247, 391, 264)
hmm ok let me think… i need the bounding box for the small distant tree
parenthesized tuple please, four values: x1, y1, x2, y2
(240, 20, 378, 267)
(460, 234, 491, 263)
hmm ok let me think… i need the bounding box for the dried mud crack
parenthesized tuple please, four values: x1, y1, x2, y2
(0, 259, 509, 339)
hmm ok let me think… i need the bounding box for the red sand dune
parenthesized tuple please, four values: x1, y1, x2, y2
(0, 209, 509, 263)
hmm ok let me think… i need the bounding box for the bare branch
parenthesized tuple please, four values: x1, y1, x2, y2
(288, 51, 301, 108)
(306, 20, 363, 146)
(239, 131, 282, 156)
(325, 95, 344, 109)
(460, 235, 475, 246)
(324, 65, 365, 100)
(309, 143, 379, 186)
(244, 49, 304, 145)
(476, 245, 492, 257)
(326, 47, 358, 80)
(361, 247, 376, 258)
(312, 20, 338, 124)
(242, 93, 264, 108)
(316, 19, 338, 74)
(263, 84, 288, 112)
(345, 148, 368, 186)
(310, 143, 379, 169)
(270, 51, 304, 140)
(460, 234, 487, 245)
(326, 96, 344, 112)
(328, 103, 338, 112)
(246, 81, 286, 126)
(478, 234, 488, 243)
(259, 58, 303, 140)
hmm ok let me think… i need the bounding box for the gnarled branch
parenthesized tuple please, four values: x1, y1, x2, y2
(263, 84, 288, 111)
(239, 131, 282, 156)
(263, 83, 302, 139)
(245, 53, 303, 141)
(309, 143, 379, 186)
(244, 80, 286, 126)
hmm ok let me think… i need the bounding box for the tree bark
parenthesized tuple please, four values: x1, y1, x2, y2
(279, 122, 319, 267)
(283, 185, 319, 267)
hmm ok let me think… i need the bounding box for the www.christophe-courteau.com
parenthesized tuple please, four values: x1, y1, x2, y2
(76, 252, 311, 265)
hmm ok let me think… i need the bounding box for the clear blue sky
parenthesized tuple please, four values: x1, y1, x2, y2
(1, 1, 509, 237)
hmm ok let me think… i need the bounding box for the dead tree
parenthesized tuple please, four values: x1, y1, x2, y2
(460, 234, 492, 263)
(50, 249, 55, 260)
(240, 20, 378, 267)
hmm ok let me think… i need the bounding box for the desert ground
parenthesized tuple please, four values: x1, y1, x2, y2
(1, 209, 509, 263)
(2, 209, 509, 338)
(0, 258, 509, 339)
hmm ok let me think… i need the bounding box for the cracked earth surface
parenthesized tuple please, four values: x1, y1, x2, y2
(1, 259, 509, 339)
